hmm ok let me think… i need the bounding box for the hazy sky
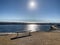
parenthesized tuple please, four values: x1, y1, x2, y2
(0, 0, 60, 23)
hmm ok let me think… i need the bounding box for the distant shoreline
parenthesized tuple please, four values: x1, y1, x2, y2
(0, 22, 60, 25)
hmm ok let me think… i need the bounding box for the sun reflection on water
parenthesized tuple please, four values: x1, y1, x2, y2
(26, 24, 38, 32)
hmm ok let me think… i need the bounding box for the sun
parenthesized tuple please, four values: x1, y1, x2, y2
(28, 0, 37, 10)
(29, 1, 36, 8)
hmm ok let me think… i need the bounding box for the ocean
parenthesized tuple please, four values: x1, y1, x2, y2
(0, 24, 51, 32)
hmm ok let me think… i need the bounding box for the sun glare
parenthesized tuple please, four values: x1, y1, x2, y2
(28, 0, 37, 10)
(29, 1, 36, 8)
(26, 24, 38, 32)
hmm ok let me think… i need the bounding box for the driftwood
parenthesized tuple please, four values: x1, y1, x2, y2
(10, 32, 31, 40)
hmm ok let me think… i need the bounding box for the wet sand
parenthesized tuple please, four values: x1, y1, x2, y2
(0, 32, 60, 45)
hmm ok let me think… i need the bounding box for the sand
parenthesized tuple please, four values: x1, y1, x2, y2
(0, 32, 60, 45)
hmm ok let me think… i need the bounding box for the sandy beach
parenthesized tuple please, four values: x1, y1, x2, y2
(0, 32, 60, 45)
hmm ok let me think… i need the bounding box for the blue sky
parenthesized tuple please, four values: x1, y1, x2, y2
(0, 0, 60, 23)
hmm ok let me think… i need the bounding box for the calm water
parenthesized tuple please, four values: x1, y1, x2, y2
(0, 24, 51, 32)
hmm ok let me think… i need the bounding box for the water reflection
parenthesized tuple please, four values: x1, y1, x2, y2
(26, 24, 50, 32)
(26, 24, 39, 32)
(0, 24, 51, 32)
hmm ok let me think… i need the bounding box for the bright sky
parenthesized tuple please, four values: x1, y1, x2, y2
(0, 0, 60, 23)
